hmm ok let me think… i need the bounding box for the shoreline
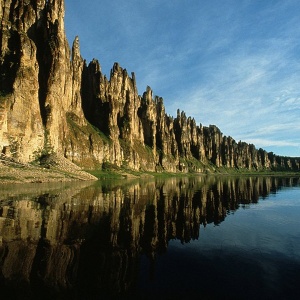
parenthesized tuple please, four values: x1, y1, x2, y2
(0, 154, 97, 184)
(1, 157, 299, 185)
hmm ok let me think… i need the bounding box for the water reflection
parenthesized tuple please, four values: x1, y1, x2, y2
(0, 176, 299, 299)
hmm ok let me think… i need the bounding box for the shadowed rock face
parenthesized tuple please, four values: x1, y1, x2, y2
(0, 0, 299, 172)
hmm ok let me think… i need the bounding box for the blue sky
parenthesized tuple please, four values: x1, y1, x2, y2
(65, 0, 300, 157)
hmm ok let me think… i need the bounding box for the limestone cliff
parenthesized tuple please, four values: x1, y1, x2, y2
(0, 0, 299, 173)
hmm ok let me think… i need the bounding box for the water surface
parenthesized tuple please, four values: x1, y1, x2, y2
(0, 176, 299, 299)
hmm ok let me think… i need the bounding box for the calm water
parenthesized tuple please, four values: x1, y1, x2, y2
(0, 176, 300, 299)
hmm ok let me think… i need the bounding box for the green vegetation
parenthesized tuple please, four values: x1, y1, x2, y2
(208, 165, 300, 176)
(87, 122, 112, 145)
(86, 160, 150, 179)
(86, 169, 125, 180)
(85, 160, 299, 180)
(32, 129, 54, 164)
(67, 112, 111, 145)
(0, 175, 17, 181)
(119, 138, 154, 164)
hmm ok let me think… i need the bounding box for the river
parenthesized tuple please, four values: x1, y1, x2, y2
(0, 176, 299, 299)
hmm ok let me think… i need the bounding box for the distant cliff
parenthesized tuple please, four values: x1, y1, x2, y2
(0, 0, 299, 173)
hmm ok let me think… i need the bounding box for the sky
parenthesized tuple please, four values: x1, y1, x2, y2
(64, 0, 300, 157)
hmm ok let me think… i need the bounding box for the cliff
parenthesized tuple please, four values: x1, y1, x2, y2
(0, 0, 299, 174)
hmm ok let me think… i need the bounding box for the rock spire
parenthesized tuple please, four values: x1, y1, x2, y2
(0, 0, 299, 172)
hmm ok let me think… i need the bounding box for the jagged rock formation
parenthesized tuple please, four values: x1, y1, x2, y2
(0, 0, 299, 173)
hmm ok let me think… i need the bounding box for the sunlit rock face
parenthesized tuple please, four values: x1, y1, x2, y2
(0, 0, 86, 162)
(0, 0, 45, 161)
(0, 0, 299, 171)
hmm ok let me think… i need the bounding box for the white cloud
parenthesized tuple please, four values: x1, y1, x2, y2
(243, 138, 300, 149)
(65, 0, 300, 156)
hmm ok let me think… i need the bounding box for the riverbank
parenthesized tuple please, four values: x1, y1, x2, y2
(1, 154, 299, 184)
(0, 154, 97, 184)
(86, 164, 300, 180)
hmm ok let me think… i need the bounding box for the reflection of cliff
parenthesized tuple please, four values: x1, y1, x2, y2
(0, 177, 299, 298)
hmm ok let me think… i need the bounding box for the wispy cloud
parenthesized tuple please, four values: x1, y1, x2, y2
(65, 0, 300, 156)
(244, 138, 300, 149)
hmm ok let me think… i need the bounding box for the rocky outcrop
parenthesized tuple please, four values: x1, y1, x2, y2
(0, 0, 44, 161)
(0, 0, 299, 173)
